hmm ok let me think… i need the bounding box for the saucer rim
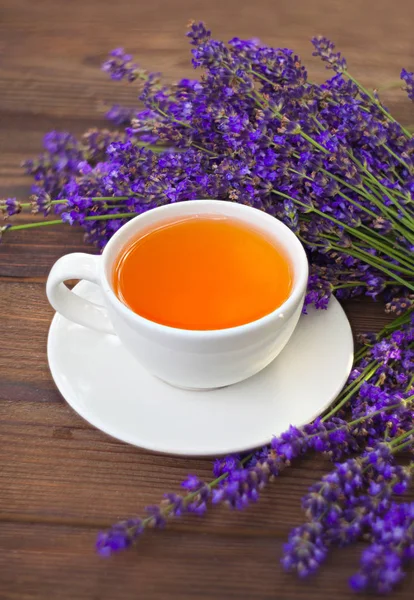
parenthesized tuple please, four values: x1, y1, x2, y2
(47, 281, 353, 456)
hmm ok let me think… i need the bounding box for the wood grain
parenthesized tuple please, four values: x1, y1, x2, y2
(0, 1, 413, 599)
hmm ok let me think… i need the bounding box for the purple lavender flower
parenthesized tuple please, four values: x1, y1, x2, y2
(186, 21, 211, 46)
(401, 68, 414, 101)
(350, 545, 405, 593)
(0, 224, 11, 240)
(303, 273, 332, 312)
(271, 425, 308, 460)
(311, 36, 347, 72)
(102, 48, 143, 83)
(179, 475, 199, 491)
(282, 522, 328, 577)
(2, 23, 411, 310)
(96, 518, 143, 556)
(105, 105, 136, 126)
(350, 502, 414, 593)
(30, 191, 53, 216)
(283, 440, 412, 579)
(21, 131, 84, 199)
(0, 197, 21, 217)
(11, 23, 413, 306)
(386, 294, 414, 316)
(95, 472, 214, 556)
(212, 455, 240, 477)
(211, 458, 273, 509)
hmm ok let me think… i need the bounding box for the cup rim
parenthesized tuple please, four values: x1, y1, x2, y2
(100, 200, 308, 338)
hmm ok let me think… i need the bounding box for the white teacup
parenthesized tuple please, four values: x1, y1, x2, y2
(46, 200, 308, 390)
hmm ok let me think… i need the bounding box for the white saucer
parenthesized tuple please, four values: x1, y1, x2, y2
(47, 281, 353, 456)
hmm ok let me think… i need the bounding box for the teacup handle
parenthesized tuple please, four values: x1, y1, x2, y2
(46, 253, 115, 335)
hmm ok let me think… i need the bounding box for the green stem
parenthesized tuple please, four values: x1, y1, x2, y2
(353, 345, 371, 364)
(249, 85, 331, 157)
(300, 131, 329, 154)
(229, 77, 414, 250)
(271, 188, 414, 285)
(367, 173, 413, 204)
(333, 170, 414, 237)
(346, 400, 413, 429)
(406, 374, 414, 393)
(250, 80, 413, 232)
(193, 144, 218, 157)
(360, 222, 414, 254)
(274, 188, 414, 269)
(8, 219, 67, 230)
(353, 308, 413, 363)
(288, 167, 378, 221)
(389, 427, 414, 449)
(320, 228, 414, 271)
(345, 72, 412, 138)
(356, 238, 414, 271)
(353, 156, 414, 225)
(18, 196, 132, 210)
(303, 400, 413, 445)
(391, 438, 414, 454)
(322, 361, 380, 421)
(336, 360, 377, 400)
(382, 307, 414, 332)
(353, 346, 369, 363)
(287, 168, 414, 260)
(334, 234, 414, 271)
(152, 105, 218, 158)
(8, 212, 137, 231)
(338, 244, 414, 278)
(359, 230, 414, 266)
(135, 142, 173, 154)
(390, 167, 406, 186)
(249, 69, 277, 87)
(383, 143, 412, 173)
(333, 281, 395, 290)
(288, 153, 414, 239)
(333, 282, 366, 290)
(367, 179, 414, 228)
(155, 107, 190, 129)
(286, 117, 414, 237)
(329, 245, 414, 290)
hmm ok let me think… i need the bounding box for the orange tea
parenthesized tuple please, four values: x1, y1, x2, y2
(113, 216, 292, 330)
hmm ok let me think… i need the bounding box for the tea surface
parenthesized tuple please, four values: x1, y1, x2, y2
(113, 216, 292, 330)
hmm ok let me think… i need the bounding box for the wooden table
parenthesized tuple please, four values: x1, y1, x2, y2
(1, 1, 413, 598)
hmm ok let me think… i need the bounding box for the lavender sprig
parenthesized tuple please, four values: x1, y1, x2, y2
(401, 69, 414, 102)
(2, 23, 413, 306)
(96, 310, 414, 570)
(350, 501, 414, 593)
(283, 444, 413, 579)
(96, 467, 246, 556)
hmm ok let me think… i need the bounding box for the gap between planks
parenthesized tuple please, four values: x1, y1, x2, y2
(0, 276, 47, 283)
